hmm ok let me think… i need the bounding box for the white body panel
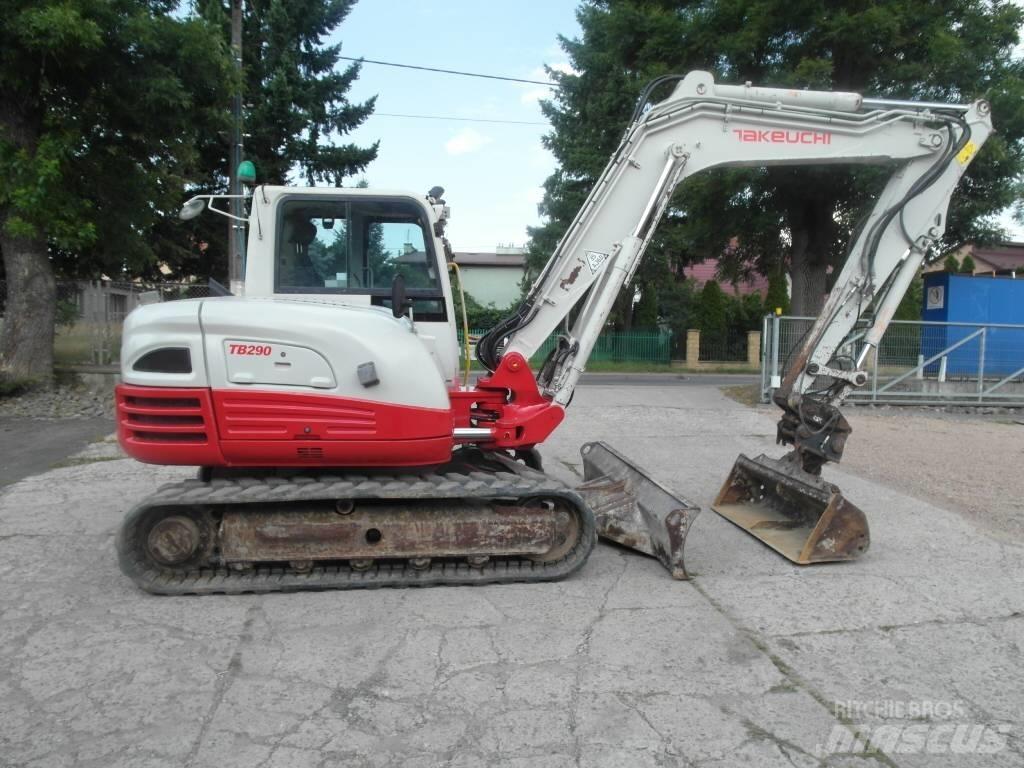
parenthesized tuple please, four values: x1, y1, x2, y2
(122, 297, 451, 411)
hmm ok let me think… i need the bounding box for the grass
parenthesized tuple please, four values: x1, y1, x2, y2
(581, 360, 674, 373)
(721, 383, 763, 407)
(54, 323, 120, 366)
(673, 363, 760, 374)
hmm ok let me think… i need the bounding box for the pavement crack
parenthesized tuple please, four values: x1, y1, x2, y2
(571, 552, 628, 766)
(183, 602, 258, 767)
(691, 580, 901, 768)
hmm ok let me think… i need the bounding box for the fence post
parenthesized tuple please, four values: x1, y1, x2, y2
(769, 315, 781, 389)
(686, 329, 700, 365)
(746, 330, 761, 369)
(977, 327, 986, 401)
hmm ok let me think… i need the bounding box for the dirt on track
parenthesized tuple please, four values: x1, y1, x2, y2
(837, 407, 1024, 543)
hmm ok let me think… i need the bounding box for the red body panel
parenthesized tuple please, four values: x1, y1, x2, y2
(116, 352, 565, 469)
(117, 384, 454, 467)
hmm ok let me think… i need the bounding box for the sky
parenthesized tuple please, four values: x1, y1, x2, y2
(329, 0, 1022, 251)
(330, 0, 581, 252)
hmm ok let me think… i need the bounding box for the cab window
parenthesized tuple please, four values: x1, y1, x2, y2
(275, 196, 446, 320)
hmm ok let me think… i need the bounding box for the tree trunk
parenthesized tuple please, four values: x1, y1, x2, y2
(1, 92, 55, 383)
(785, 193, 836, 316)
(0, 223, 56, 382)
(789, 229, 829, 316)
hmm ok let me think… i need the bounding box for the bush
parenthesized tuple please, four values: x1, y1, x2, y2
(695, 281, 729, 348)
(632, 282, 659, 329)
(453, 289, 514, 330)
(55, 298, 80, 329)
(960, 254, 976, 274)
(943, 253, 960, 272)
(763, 268, 790, 315)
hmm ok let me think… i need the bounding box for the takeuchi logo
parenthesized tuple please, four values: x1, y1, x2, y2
(733, 129, 832, 144)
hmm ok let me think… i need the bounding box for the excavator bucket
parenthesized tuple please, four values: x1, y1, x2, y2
(712, 453, 870, 564)
(576, 442, 700, 579)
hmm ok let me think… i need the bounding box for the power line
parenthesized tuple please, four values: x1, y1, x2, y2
(339, 56, 557, 87)
(372, 112, 546, 126)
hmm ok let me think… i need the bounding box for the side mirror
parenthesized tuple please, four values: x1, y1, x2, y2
(391, 273, 410, 318)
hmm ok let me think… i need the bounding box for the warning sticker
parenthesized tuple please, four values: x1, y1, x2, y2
(956, 141, 977, 166)
(585, 250, 609, 273)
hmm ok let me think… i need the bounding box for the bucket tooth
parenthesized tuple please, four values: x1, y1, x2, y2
(577, 442, 700, 579)
(712, 453, 870, 564)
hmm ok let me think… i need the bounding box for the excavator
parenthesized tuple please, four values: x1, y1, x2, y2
(113, 71, 991, 594)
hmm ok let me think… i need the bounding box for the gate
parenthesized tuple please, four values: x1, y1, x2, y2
(761, 315, 1024, 406)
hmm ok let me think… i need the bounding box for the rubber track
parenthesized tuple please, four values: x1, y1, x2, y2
(116, 458, 597, 595)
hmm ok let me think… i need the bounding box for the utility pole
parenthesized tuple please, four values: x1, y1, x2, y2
(228, 0, 245, 295)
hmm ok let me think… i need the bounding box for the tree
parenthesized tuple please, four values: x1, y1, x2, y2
(695, 280, 728, 351)
(1, 1, 233, 379)
(960, 254, 976, 274)
(198, 0, 377, 184)
(764, 268, 790, 316)
(530, 0, 1024, 318)
(943, 253, 962, 272)
(170, 0, 379, 284)
(633, 283, 659, 329)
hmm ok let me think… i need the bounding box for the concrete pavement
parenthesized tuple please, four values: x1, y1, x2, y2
(0, 383, 1021, 767)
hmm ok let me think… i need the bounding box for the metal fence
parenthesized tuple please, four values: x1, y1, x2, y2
(760, 314, 1024, 406)
(698, 328, 750, 362)
(458, 328, 673, 365)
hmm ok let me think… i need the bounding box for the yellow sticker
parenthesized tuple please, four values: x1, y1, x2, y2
(956, 140, 977, 165)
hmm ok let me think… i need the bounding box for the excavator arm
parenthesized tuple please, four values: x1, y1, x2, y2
(476, 70, 991, 566)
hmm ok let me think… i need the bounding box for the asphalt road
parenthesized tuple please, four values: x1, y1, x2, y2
(0, 416, 114, 487)
(578, 372, 758, 387)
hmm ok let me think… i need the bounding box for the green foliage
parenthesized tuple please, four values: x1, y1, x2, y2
(695, 281, 729, 348)
(653, 277, 696, 356)
(943, 253, 961, 272)
(764, 269, 790, 315)
(960, 254, 976, 274)
(0, 1, 235, 279)
(453, 290, 515, 330)
(894, 275, 924, 321)
(632, 282, 659, 329)
(198, 0, 377, 187)
(55, 299, 79, 329)
(173, 0, 377, 282)
(529, 0, 1024, 315)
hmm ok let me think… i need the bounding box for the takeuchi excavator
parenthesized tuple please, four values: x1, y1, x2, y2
(114, 71, 991, 594)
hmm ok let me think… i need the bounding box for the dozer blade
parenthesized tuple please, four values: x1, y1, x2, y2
(712, 453, 869, 564)
(577, 441, 700, 579)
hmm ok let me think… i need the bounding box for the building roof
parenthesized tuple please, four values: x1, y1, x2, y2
(682, 258, 770, 297)
(453, 251, 527, 268)
(970, 243, 1024, 273)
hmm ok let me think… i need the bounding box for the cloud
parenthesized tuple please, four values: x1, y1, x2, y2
(520, 87, 551, 105)
(524, 186, 545, 205)
(445, 128, 492, 156)
(520, 63, 578, 104)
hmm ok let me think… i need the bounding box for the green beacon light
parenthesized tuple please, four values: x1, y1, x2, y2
(237, 160, 256, 186)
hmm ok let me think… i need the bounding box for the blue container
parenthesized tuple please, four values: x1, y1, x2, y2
(921, 272, 1024, 376)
